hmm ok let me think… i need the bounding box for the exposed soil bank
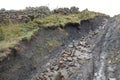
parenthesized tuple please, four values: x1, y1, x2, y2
(0, 16, 109, 80)
(32, 17, 120, 80)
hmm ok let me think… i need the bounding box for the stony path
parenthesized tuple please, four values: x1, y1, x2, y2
(31, 28, 101, 80)
(31, 18, 120, 80)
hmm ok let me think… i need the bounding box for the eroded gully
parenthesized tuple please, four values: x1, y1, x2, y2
(32, 17, 119, 80)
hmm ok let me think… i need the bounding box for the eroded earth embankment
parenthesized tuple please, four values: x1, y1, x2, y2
(1, 16, 120, 80)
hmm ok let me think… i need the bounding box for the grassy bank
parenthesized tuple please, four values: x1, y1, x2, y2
(33, 10, 106, 27)
(0, 10, 106, 50)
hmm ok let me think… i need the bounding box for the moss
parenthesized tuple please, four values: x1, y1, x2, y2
(46, 37, 62, 53)
(106, 52, 120, 65)
(106, 58, 118, 65)
(111, 60, 118, 64)
(39, 47, 44, 57)
(0, 27, 4, 41)
(46, 37, 60, 47)
(36, 37, 62, 56)
(111, 52, 120, 64)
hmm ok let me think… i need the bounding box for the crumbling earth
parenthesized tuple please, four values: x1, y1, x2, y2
(32, 18, 120, 80)
(1, 16, 120, 80)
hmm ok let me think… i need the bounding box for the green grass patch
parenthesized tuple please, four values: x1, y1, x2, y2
(45, 37, 62, 47)
(0, 22, 39, 50)
(33, 11, 106, 27)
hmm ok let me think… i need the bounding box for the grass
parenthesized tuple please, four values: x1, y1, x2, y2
(33, 11, 106, 27)
(45, 37, 62, 47)
(0, 22, 39, 50)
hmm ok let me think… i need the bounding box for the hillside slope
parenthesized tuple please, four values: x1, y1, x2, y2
(1, 8, 120, 80)
(0, 15, 109, 80)
(32, 17, 120, 80)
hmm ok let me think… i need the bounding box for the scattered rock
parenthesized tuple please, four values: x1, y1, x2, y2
(68, 44, 73, 48)
(32, 23, 109, 80)
(62, 53, 69, 57)
(46, 68, 51, 73)
(54, 66, 59, 71)
(73, 57, 77, 60)
(59, 60, 64, 64)
(67, 57, 73, 62)
(60, 69, 68, 79)
(74, 50, 81, 56)
(59, 61, 65, 68)
(108, 78, 116, 80)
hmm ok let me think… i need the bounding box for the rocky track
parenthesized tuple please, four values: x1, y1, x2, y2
(32, 30, 99, 80)
(32, 18, 120, 80)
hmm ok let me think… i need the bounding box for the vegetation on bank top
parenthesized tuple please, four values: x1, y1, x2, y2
(33, 9, 106, 27)
(0, 22, 38, 50)
(0, 6, 79, 26)
(0, 7, 107, 50)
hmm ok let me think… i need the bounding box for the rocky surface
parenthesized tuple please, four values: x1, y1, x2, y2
(32, 29, 99, 80)
(0, 6, 51, 26)
(31, 18, 120, 80)
(1, 16, 120, 80)
(0, 6, 80, 26)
